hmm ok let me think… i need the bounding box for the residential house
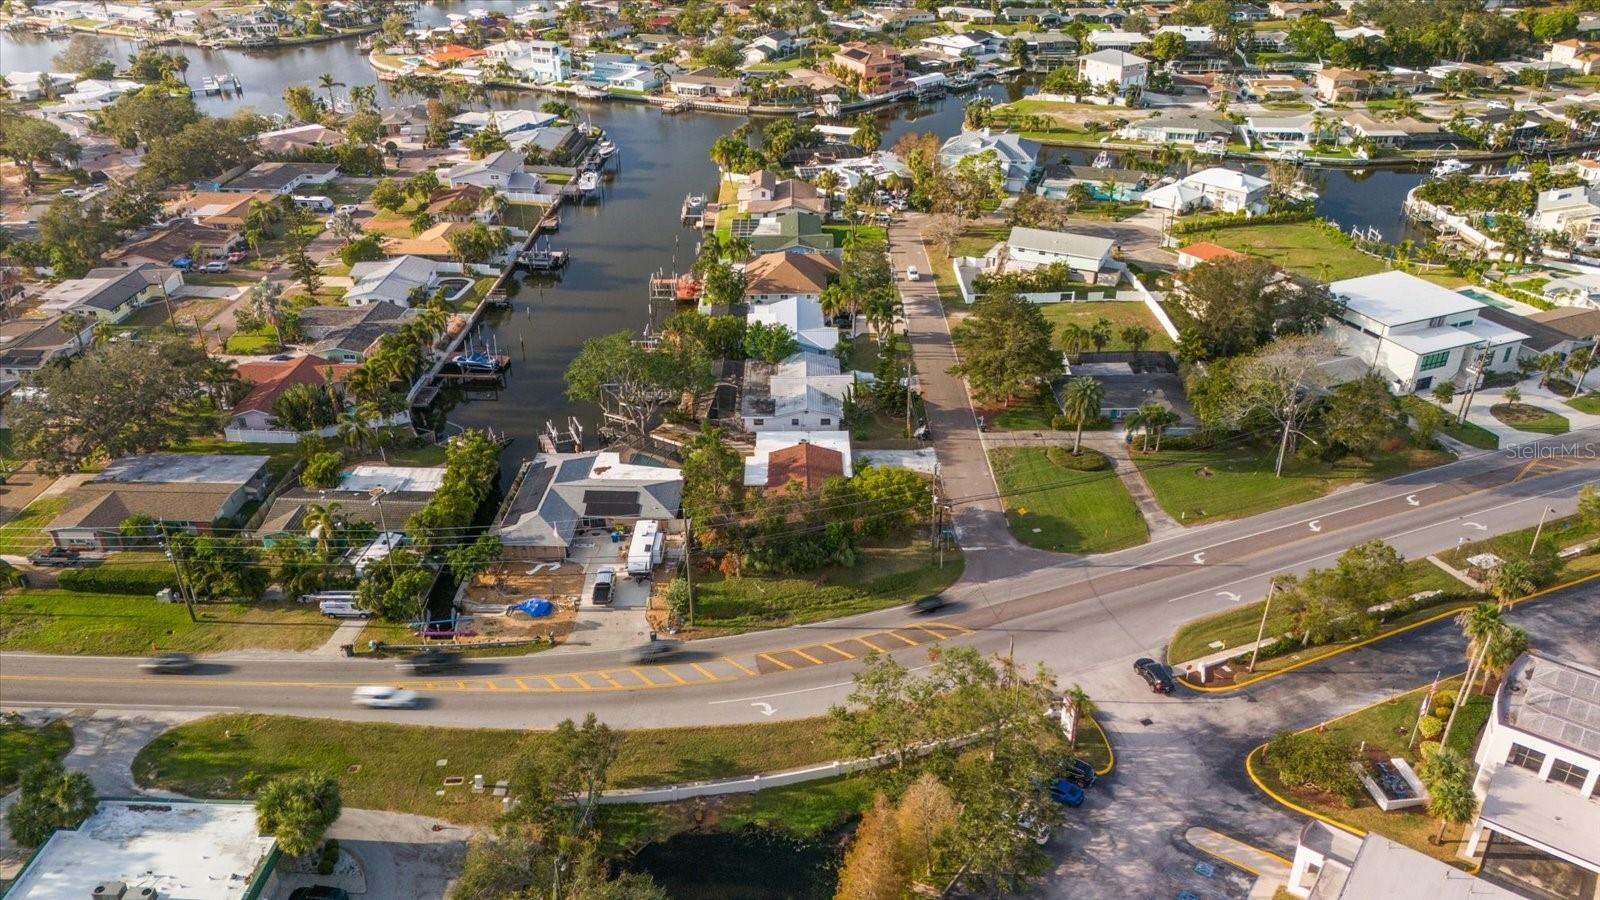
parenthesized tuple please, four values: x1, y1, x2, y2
(921, 31, 1005, 61)
(1119, 113, 1233, 145)
(936, 5, 995, 23)
(1324, 271, 1527, 394)
(256, 124, 345, 155)
(796, 151, 912, 191)
(440, 149, 546, 200)
(741, 351, 854, 432)
(1061, 5, 1125, 25)
(0, 315, 93, 381)
(1530, 185, 1600, 249)
(345, 255, 443, 308)
(424, 185, 499, 224)
(112, 223, 243, 267)
(425, 43, 488, 69)
(496, 451, 682, 559)
(1285, 822, 1520, 900)
(581, 53, 662, 92)
(1314, 68, 1376, 102)
(743, 432, 853, 489)
(939, 129, 1041, 193)
(256, 464, 443, 545)
(1078, 49, 1149, 97)
(744, 30, 798, 65)
(737, 171, 830, 215)
(379, 221, 479, 261)
(1341, 112, 1452, 149)
(45, 454, 271, 550)
(3, 71, 73, 102)
(1267, 1, 1324, 16)
(1080, 31, 1151, 53)
(450, 109, 560, 148)
(1141, 167, 1270, 216)
(669, 68, 744, 98)
(36, 264, 181, 323)
(1463, 651, 1600, 891)
(379, 104, 433, 142)
(1546, 39, 1600, 76)
(1001, 7, 1063, 25)
(484, 39, 572, 83)
(1154, 24, 1218, 52)
(1478, 306, 1594, 364)
(1175, 241, 1247, 269)
(213, 161, 339, 195)
(864, 8, 936, 30)
(1242, 113, 1336, 150)
(1238, 75, 1307, 101)
(988, 226, 1117, 282)
(1538, 273, 1600, 309)
(832, 42, 908, 94)
(744, 211, 836, 254)
(743, 251, 841, 352)
(1523, 306, 1600, 356)
(165, 191, 277, 228)
(228, 357, 358, 433)
(1036, 164, 1149, 202)
(298, 301, 415, 363)
(1246, 29, 1292, 52)
(50, 77, 143, 112)
(1014, 32, 1079, 65)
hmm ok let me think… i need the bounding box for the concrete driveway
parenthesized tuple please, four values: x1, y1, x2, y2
(554, 535, 654, 652)
(268, 809, 470, 900)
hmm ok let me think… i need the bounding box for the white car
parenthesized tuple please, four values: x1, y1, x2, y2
(336, 204, 358, 215)
(352, 685, 418, 709)
(906, 266, 919, 282)
(59, 188, 82, 198)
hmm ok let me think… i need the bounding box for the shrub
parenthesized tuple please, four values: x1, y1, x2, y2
(58, 565, 174, 595)
(1417, 714, 1445, 740)
(1267, 729, 1362, 806)
(1432, 690, 1457, 715)
(0, 559, 26, 589)
(317, 839, 340, 876)
(665, 576, 690, 624)
(1045, 446, 1110, 471)
(1417, 739, 1441, 760)
(301, 452, 344, 490)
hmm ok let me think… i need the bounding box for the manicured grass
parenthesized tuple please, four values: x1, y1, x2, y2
(1250, 676, 1491, 865)
(1167, 558, 1473, 666)
(1182, 221, 1385, 282)
(1399, 396, 1499, 450)
(0, 496, 66, 554)
(224, 329, 280, 355)
(1133, 440, 1450, 526)
(134, 714, 843, 825)
(990, 447, 1148, 554)
(1439, 514, 1600, 572)
(1039, 301, 1174, 352)
(1567, 393, 1600, 414)
(0, 590, 337, 655)
(822, 224, 887, 247)
(689, 538, 964, 633)
(1490, 402, 1570, 435)
(989, 391, 1058, 431)
(0, 718, 73, 792)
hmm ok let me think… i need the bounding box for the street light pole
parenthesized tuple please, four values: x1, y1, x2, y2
(1529, 505, 1556, 554)
(1247, 578, 1281, 674)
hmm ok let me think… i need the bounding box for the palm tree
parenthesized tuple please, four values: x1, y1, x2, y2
(1441, 603, 1502, 745)
(1427, 771, 1477, 846)
(1120, 324, 1151, 361)
(1088, 318, 1113, 355)
(1060, 376, 1104, 454)
(58, 311, 89, 351)
(317, 73, 343, 111)
(302, 502, 342, 557)
(1476, 624, 1529, 695)
(1569, 346, 1595, 394)
(1533, 352, 1563, 389)
(1062, 684, 1093, 751)
(1488, 559, 1538, 608)
(337, 408, 376, 453)
(1059, 322, 1090, 362)
(1132, 401, 1168, 451)
(814, 169, 841, 199)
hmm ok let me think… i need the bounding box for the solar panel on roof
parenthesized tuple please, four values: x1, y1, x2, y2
(582, 490, 641, 517)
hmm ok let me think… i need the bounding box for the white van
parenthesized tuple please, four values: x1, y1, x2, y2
(292, 194, 335, 212)
(319, 599, 371, 619)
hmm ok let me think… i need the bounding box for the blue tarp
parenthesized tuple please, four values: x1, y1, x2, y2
(513, 598, 554, 618)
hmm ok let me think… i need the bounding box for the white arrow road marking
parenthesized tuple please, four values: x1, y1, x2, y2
(1464, 521, 1489, 531)
(1217, 591, 1241, 602)
(1406, 494, 1420, 506)
(1308, 519, 1322, 532)
(751, 702, 776, 716)
(1192, 552, 1206, 565)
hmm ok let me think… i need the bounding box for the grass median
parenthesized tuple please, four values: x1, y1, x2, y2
(1489, 402, 1570, 436)
(1248, 675, 1490, 866)
(135, 714, 842, 825)
(990, 447, 1148, 554)
(1439, 514, 1600, 577)
(0, 589, 337, 655)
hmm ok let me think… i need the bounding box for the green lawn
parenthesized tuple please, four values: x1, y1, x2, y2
(990, 447, 1148, 554)
(989, 390, 1059, 431)
(822, 224, 887, 247)
(1567, 393, 1600, 414)
(1134, 440, 1450, 526)
(0, 718, 74, 792)
(1167, 558, 1472, 666)
(1490, 402, 1570, 435)
(1181, 221, 1385, 282)
(0, 496, 66, 554)
(135, 714, 843, 825)
(1440, 514, 1600, 573)
(0, 590, 338, 655)
(224, 329, 281, 355)
(689, 538, 964, 633)
(1399, 396, 1499, 450)
(1250, 675, 1490, 865)
(1039, 301, 1174, 352)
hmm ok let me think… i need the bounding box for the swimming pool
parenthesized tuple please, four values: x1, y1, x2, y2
(1457, 287, 1513, 310)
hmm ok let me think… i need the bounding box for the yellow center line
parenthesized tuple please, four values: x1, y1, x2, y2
(885, 630, 921, 647)
(688, 662, 718, 682)
(630, 667, 660, 686)
(720, 657, 758, 676)
(790, 647, 826, 665)
(657, 665, 688, 685)
(757, 652, 795, 671)
(822, 642, 856, 660)
(542, 675, 564, 691)
(484, 680, 500, 691)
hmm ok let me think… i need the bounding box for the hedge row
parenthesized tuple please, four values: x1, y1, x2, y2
(57, 564, 175, 596)
(1169, 208, 1316, 236)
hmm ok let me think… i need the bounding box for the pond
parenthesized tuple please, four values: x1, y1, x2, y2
(620, 826, 846, 899)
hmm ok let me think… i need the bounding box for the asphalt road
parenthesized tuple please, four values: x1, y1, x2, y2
(3, 439, 1594, 728)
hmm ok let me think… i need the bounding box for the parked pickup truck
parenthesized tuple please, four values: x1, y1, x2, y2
(28, 547, 81, 567)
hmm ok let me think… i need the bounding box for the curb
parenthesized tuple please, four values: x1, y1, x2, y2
(1086, 714, 1115, 777)
(1178, 570, 1600, 694)
(1244, 743, 1366, 838)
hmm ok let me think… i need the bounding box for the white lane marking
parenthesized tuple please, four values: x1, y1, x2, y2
(1407, 494, 1420, 506)
(1464, 521, 1489, 531)
(1217, 591, 1241, 602)
(1308, 519, 1322, 532)
(752, 702, 776, 716)
(1192, 552, 1206, 565)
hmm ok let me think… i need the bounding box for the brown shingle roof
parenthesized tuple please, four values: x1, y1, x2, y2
(765, 442, 844, 491)
(233, 357, 357, 415)
(1527, 306, 1600, 340)
(743, 251, 838, 296)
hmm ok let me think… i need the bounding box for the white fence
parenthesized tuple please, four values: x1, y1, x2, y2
(223, 412, 410, 445)
(1128, 271, 1181, 341)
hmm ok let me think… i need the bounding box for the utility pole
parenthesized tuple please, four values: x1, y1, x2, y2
(683, 517, 694, 627)
(1247, 578, 1281, 673)
(165, 539, 197, 623)
(1529, 505, 1556, 554)
(1456, 347, 1490, 425)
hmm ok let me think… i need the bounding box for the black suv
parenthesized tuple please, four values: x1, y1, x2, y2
(1133, 657, 1175, 694)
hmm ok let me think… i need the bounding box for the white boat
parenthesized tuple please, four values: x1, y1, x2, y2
(1091, 150, 1111, 169)
(577, 172, 600, 193)
(595, 140, 616, 158)
(1430, 158, 1472, 178)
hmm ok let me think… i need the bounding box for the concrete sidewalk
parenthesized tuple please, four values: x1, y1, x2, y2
(1186, 827, 1292, 899)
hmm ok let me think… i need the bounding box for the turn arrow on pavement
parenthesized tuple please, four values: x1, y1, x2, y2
(751, 702, 775, 716)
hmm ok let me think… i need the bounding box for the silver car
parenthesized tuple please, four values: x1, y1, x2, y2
(351, 685, 419, 708)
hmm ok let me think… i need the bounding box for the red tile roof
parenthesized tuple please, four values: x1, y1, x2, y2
(234, 357, 357, 415)
(766, 442, 844, 491)
(1178, 242, 1247, 263)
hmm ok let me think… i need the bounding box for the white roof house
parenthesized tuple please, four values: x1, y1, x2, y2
(483, 39, 571, 83)
(1143, 167, 1269, 216)
(1078, 49, 1149, 96)
(4, 71, 74, 101)
(939, 129, 1041, 193)
(6, 800, 277, 900)
(1324, 271, 1527, 394)
(441, 149, 545, 197)
(496, 451, 682, 559)
(1531, 185, 1600, 247)
(995, 226, 1116, 276)
(1463, 652, 1600, 884)
(741, 351, 855, 432)
(748, 295, 840, 354)
(345, 255, 441, 307)
(1083, 30, 1151, 51)
(1286, 821, 1521, 899)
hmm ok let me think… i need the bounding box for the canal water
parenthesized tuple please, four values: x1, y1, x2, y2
(2, 20, 1426, 475)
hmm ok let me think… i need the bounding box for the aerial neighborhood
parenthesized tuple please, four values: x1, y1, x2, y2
(2, 0, 1600, 898)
